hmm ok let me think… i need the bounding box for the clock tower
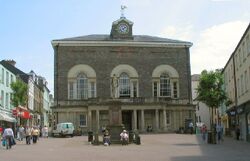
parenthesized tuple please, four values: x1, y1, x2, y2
(110, 6, 133, 40)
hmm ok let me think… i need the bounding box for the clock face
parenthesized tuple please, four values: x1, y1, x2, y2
(118, 23, 129, 34)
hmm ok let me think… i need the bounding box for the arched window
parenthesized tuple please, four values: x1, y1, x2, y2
(77, 73, 88, 99)
(119, 73, 130, 97)
(160, 73, 171, 97)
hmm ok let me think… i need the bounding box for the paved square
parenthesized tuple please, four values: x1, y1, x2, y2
(1, 134, 250, 161)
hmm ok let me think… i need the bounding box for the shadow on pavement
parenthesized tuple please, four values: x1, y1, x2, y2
(171, 134, 250, 161)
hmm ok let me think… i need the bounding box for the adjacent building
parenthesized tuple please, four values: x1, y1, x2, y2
(191, 74, 211, 130)
(0, 60, 16, 126)
(222, 23, 250, 141)
(0, 60, 52, 129)
(51, 15, 195, 134)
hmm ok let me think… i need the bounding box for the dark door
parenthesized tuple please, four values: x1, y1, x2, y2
(122, 111, 132, 130)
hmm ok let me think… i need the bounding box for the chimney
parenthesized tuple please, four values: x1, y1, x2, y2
(5, 60, 16, 66)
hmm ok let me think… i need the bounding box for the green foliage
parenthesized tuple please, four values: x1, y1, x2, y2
(196, 69, 227, 109)
(10, 79, 28, 107)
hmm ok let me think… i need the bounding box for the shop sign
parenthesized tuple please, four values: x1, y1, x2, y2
(12, 109, 17, 116)
(237, 107, 244, 114)
(230, 110, 236, 116)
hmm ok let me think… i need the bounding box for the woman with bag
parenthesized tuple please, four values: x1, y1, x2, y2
(2, 124, 15, 149)
(32, 126, 39, 144)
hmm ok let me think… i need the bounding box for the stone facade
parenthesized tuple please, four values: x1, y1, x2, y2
(52, 17, 195, 134)
(222, 23, 250, 141)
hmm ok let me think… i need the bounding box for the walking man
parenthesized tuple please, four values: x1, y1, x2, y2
(189, 122, 194, 134)
(216, 122, 223, 143)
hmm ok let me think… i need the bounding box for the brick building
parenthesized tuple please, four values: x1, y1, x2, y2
(51, 15, 195, 134)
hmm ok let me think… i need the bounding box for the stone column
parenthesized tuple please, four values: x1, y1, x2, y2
(140, 110, 145, 132)
(96, 110, 99, 133)
(163, 109, 167, 131)
(132, 110, 137, 130)
(88, 110, 92, 131)
(180, 110, 183, 127)
(67, 111, 69, 121)
(174, 110, 177, 130)
(155, 109, 159, 132)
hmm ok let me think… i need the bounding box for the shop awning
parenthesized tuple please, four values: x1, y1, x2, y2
(0, 112, 16, 122)
(13, 106, 31, 119)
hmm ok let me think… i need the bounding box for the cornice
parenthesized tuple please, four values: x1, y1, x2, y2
(51, 40, 192, 48)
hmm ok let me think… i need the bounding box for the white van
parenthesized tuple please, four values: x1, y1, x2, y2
(52, 122, 74, 137)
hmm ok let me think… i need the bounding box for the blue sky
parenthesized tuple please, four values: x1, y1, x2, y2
(1, 0, 250, 94)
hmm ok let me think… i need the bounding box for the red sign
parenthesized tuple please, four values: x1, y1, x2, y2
(12, 109, 17, 116)
(22, 111, 31, 119)
(13, 107, 31, 119)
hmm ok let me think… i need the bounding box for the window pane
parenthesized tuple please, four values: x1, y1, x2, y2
(69, 82, 74, 99)
(6, 93, 9, 109)
(77, 74, 88, 99)
(160, 74, 171, 97)
(80, 114, 86, 126)
(119, 73, 130, 97)
(1, 68, 4, 84)
(90, 82, 95, 98)
(133, 81, 137, 97)
(1, 90, 4, 107)
(173, 82, 178, 98)
(6, 71, 9, 87)
(153, 82, 157, 97)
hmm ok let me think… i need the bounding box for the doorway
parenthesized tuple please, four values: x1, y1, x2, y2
(122, 111, 132, 130)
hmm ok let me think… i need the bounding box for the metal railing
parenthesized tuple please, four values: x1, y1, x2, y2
(56, 97, 190, 106)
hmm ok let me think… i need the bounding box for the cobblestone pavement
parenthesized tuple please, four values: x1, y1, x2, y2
(1, 134, 250, 161)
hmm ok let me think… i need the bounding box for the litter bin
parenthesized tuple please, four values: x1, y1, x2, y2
(135, 135, 141, 145)
(207, 131, 216, 144)
(207, 131, 212, 144)
(129, 131, 134, 143)
(88, 131, 93, 142)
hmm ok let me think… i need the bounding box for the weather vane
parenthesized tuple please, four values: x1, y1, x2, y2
(120, 5, 127, 18)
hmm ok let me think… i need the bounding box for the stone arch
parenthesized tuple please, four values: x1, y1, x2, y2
(110, 64, 138, 78)
(152, 65, 179, 78)
(68, 64, 96, 78)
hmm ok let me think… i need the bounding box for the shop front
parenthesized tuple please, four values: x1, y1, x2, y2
(0, 112, 16, 123)
(0, 111, 16, 137)
(245, 103, 250, 142)
(227, 107, 237, 137)
(13, 106, 32, 127)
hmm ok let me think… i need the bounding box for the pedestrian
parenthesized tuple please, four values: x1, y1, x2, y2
(120, 130, 129, 145)
(0, 126, 3, 139)
(236, 125, 240, 140)
(31, 127, 39, 143)
(216, 122, 223, 143)
(18, 125, 25, 141)
(103, 129, 111, 146)
(201, 124, 207, 141)
(189, 122, 194, 134)
(42, 125, 49, 138)
(25, 126, 32, 144)
(2, 124, 15, 149)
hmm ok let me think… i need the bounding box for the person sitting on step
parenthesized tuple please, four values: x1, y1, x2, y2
(120, 130, 129, 145)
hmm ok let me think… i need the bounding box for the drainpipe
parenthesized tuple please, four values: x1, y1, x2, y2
(232, 52, 238, 127)
(54, 44, 59, 124)
(186, 46, 192, 103)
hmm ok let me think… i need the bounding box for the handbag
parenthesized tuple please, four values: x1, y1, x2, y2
(11, 137, 16, 145)
(2, 139, 6, 146)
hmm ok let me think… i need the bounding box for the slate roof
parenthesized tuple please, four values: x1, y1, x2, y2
(53, 34, 191, 45)
(0, 60, 29, 83)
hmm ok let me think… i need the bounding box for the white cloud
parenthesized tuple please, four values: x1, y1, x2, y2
(160, 24, 194, 41)
(120, 0, 152, 7)
(211, 0, 233, 1)
(191, 21, 249, 74)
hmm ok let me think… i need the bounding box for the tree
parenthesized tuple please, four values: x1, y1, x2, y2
(11, 79, 28, 107)
(195, 69, 227, 129)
